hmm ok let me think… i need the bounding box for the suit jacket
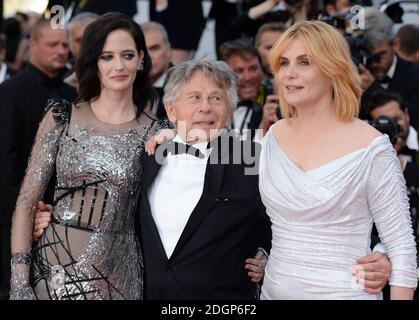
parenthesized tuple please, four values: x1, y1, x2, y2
(153, 87, 168, 120)
(0, 63, 77, 223)
(149, 0, 204, 51)
(361, 56, 419, 129)
(136, 134, 271, 300)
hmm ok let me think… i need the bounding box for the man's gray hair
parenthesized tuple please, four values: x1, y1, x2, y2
(363, 7, 394, 49)
(163, 58, 239, 112)
(140, 21, 169, 44)
(68, 12, 99, 29)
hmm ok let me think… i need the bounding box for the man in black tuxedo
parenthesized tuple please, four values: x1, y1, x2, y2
(219, 39, 280, 141)
(359, 8, 419, 129)
(0, 18, 76, 300)
(138, 58, 271, 300)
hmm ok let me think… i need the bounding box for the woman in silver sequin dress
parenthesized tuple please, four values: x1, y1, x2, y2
(259, 21, 417, 299)
(10, 13, 162, 300)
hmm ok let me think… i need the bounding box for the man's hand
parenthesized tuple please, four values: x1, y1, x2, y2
(359, 64, 375, 91)
(32, 201, 52, 242)
(245, 250, 268, 283)
(352, 252, 391, 295)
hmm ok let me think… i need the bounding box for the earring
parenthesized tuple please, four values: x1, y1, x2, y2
(138, 61, 144, 71)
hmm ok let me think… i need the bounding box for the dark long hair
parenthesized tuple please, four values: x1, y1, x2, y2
(76, 12, 157, 117)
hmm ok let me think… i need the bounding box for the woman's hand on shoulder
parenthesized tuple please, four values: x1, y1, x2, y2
(145, 129, 176, 156)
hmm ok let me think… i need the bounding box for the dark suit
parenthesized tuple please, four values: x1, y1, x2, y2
(153, 87, 168, 120)
(210, 0, 263, 56)
(137, 134, 271, 299)
(0, 63, 76, 299)
(361, 56, 419, 129)
(150, 0, 204, 51)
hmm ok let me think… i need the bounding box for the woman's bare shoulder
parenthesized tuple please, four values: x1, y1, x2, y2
(272, 118, 293, 135)
(347, 118, 383, 146)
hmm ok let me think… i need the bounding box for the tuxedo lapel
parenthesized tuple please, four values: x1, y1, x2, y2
(388, 56, 405, 92)
(142, 151, 163, 191)
(141, 147, 169, 262)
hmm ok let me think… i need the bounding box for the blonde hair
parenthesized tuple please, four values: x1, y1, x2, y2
(269, 21, 361, 121)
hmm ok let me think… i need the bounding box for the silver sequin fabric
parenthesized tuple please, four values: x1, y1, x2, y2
(10, 103, 161, 300)
(259, 128, 417, 300)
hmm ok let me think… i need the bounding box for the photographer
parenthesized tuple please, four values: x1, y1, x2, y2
(219, 38, 280, 141)
(319, 0, 352, 33)
(230, 0, 320, 39)
(359, 8, 419, 129)
(255, 22, 287, 78)
(367, 91, 419, 295)
(323, 0, 351, 17)
(368, 91, 418, 163)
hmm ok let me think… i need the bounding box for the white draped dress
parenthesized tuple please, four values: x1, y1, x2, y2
(259, 127, 417, 300)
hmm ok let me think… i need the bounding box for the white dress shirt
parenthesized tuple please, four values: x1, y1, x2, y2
(381, 55, 397, 89)
(399, 126, 419, 164)
(233, 105, 252, 131)
(153, 71, 168, 88)
(232, 104, 254, 142)
(148, 135, 211, 258)
(231, 105, 265, 144)
(406, 126, 419, 151)
(0, 63, 8, 84)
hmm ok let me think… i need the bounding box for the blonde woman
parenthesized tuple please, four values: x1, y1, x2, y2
(259, 21, 417, 300)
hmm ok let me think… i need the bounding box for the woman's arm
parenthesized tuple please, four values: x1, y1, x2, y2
(367, 140, 417, 300)
(10, 104, 66, 299)
(391, 286, 415, 300)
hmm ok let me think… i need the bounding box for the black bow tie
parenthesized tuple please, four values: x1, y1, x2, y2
(165, 141, 205, 159)
(378, 76, 391, 84)
(238, 100, 255, 109)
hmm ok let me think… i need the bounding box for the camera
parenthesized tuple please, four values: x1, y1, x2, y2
(262, 79, 282, 120)
(320, 13, 383, 68)
(370, 115, 400, 145)
(345, 35, 382, 68)
(320, 12, 354, 31)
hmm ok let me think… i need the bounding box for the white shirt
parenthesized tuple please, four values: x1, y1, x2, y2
(400, 126, 419, 164)
(148, 135, 211, 258)
(232, 104, 254, 141)
(232, 105, 265, 144)
(406, 126, 419, 151)
(233, 105, 252, 131)
(153, 71, 168, 88)
(381, 55, 397, 89)
(0, 63, 8, 84)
